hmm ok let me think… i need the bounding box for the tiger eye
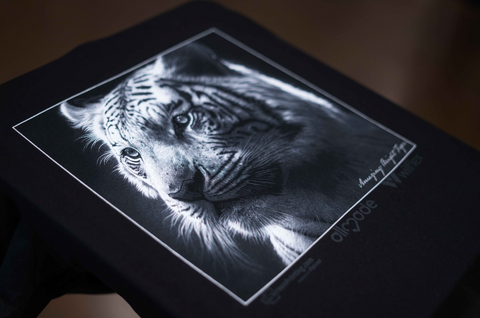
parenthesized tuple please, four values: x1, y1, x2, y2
(174, 115, 189, 125)
(122, 147, 141, 159)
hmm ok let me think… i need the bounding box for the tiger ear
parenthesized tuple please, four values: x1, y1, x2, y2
(156, 43, 237, 78)
(60, 98, 106, 141)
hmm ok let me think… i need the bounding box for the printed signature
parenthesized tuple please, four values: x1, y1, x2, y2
(358, 142, 408, 188)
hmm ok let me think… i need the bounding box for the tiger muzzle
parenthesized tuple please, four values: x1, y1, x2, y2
(168, 169, 206, 202)
(168, 162, 284, 206)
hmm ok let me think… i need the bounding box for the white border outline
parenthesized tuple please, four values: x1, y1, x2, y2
(13, 28, 417, 306)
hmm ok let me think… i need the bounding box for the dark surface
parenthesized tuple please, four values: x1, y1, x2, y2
(1, 2, 480, 317)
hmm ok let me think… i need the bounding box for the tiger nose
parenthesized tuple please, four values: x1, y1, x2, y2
(168, 169, 205, 202)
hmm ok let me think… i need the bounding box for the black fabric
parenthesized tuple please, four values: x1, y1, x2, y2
(0, 219, 112, 318)
(432, 256, 480, 317)
(0, 190, 21, 267)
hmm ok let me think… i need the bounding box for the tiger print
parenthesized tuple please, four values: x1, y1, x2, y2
(60, 43, 394, 266)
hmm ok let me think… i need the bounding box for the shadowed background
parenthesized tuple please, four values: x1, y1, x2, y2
(0, 0, 479, 316)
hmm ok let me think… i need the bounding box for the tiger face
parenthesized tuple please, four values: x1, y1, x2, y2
(61, 44, 345, 265)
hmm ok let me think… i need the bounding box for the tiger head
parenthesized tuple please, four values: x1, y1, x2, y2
(60, 44, 341, 265)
